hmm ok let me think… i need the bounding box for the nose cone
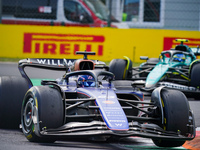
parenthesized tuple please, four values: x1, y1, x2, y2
(145, 63, 169, 89)
(145, 81, 156, 89)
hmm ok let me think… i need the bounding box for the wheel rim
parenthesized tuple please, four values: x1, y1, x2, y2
(23, 97, 34, 133)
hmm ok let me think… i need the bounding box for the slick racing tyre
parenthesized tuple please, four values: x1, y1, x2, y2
(190, 63, 200, 88)
(190, 63, 200, 99)
(152, 89, 189, 147)
(0, 76, 29, 129)
(21, 86, 64, 142)
(109, 59, 132, 80)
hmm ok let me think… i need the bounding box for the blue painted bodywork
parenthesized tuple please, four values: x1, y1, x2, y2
(59, 70, 143, 131)
(77, 88, 129, 130)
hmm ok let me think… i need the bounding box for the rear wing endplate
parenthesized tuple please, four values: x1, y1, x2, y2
(18, 58, 75, 87)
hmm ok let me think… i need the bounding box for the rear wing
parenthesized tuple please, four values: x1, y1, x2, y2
(18, 58, 75, 70)
(175, 39, 200, 56)
(18, 58, 75, 87)
(18, 57, 108, 87)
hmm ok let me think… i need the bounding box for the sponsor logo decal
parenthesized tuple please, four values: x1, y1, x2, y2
(102, 100, 115, 104)
(159, 82, 196, 91)
(38, 6, 52, 13)
(23, 33, 105, 56)
(98, 95, 115, 99)
(115, 123, 122, 127)
(36, 59, 64, 66)
(109, 120, 126, 122)
(30, 58, 75, 66)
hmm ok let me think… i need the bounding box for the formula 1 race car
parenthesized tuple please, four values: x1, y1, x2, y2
(0, 51, 195, 147)
(110, 39, 200, 97)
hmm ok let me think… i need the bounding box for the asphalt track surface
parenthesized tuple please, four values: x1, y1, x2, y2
(0, 62, 200, 150)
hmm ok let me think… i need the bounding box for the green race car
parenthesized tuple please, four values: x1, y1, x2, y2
(109, 39, 200, 98)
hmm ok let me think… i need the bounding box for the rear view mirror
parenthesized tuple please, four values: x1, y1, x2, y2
(140, 56, 149, 60)
(191, 46, 200, 56)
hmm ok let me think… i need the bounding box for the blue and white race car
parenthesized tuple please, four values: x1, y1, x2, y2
(0, 51, 195, 147)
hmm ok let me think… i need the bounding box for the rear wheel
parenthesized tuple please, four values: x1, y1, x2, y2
(0, 76, 29, 128)
(190, 63, 200, 88)
(21, 86, 64, 142)
(152, 89, 189, 147)
(109, 59, 132, 80)
(190, 63, 200, 99)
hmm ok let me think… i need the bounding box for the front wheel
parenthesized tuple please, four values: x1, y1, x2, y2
(21, 86, 64, 142)
(152, 89, 190, 147)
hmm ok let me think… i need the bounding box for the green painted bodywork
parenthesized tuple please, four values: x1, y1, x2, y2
(145, 52, 194, 89)
(30, 79, 55, 86)
(145, 62, 184, 88)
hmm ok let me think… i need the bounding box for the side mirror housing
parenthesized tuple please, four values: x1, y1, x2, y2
(140, 56, 149, 60)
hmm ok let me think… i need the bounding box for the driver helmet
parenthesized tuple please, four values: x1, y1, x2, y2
(77, 75, 95, 87)
(173, 54, 185, 62)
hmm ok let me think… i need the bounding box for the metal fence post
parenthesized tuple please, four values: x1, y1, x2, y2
(0, 0, 2, 24)
(107, 0, 112, 27)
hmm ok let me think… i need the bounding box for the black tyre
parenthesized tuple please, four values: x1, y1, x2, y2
(152, 89, 189, 147)
(190, 63, 200, 99)
(109, 59, 130, 80)
(21, 86, 64, 142)
(190, 63, 200, 88)
(0, 76, 29, 128)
